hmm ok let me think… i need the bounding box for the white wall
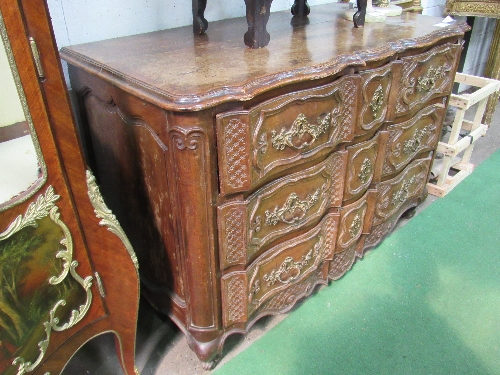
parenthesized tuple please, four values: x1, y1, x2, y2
(421, 0, 447, 17)
(461, 17, 496, 77)
(47, 0, 338, 48)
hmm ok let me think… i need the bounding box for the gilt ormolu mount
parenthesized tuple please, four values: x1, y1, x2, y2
(192, 0, 367, 48)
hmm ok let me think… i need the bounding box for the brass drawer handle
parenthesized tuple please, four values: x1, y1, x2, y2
(358, 157, 373, 184)
(403, 124, 435, 154)
(263, 250, 313, 286)
(271, 112, 331, 151)
(417, 65, 450, 92)
(392, 176, 416, 205)
(370, 84, 384, 118)
(265, 189, 320, 226)
(349, 212, 362, 238)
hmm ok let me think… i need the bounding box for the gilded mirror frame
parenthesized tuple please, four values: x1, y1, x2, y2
(0, 9, 47, 212)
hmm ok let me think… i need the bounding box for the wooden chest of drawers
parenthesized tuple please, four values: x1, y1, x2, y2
(60, 4, 468, 368)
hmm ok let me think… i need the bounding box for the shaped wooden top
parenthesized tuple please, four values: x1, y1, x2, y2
(60, 3, 469, 111)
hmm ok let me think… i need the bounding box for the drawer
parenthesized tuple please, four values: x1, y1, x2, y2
(221, 212, 339, 328)
(356, 61, 401, 136)
(217, 75, 360, 195)
(383, 104, 444, 177)
(374, 156, 432, 227)
(336, 189, 377, 254)
(395, 43, 461, 116)
(344, 131, 388, 202)
(218, 151, 348, 270)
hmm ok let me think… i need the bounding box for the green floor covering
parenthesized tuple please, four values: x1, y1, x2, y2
(213, 149, 500, 375)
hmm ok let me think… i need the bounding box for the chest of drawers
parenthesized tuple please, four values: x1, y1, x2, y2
(61, 4, 468, 368)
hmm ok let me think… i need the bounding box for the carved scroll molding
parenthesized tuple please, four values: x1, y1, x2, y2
(248, 213, 338, 311)
(375, 158, 430, 226)
(383, 106, 442, 176)
(252, 76, 358, 183)
(0, 187, 93, 375)
(396, 44, 459, 115)
(86, 170, 139, 270)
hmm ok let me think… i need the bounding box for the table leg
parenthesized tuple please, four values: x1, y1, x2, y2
(291, 0, 310, 16)
(244, 0, 274, 48)
(353, 0, 367, 27)
(193, 0, 208, 34)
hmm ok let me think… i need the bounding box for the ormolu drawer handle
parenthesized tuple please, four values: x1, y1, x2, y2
(403, 124, 435, 154)
(271, 112, 331, 151)
(358, 158, 373, 184)
(263, 250, 313, 286)
(370, 84, 384, 118)
(265, 189, 320, 226)
(392, 176, 416, 205)
(349, 212, 362, 238)
(416, 65, 450, 92)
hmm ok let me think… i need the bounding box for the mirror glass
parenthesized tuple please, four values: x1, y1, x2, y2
(0, 13, 45, 210)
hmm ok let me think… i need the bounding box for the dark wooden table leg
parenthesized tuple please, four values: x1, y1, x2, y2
(244, 0, 274, 48)
(291, 0, 310, 16)
(353, 0, 367, 27)
(193, 0, 208, 34)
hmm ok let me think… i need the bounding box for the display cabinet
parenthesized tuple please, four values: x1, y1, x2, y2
(0, 1, 139, 374)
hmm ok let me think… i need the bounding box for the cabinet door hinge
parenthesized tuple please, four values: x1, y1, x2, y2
(29, 37, 44, 79)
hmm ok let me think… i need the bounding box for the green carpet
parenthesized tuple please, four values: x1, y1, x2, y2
(213, 150, 500, 375)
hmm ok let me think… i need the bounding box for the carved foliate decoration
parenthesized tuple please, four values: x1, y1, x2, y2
(86, 170, 139, 269)
(0, 187, 93, 375)
(264, 189, 320, 226)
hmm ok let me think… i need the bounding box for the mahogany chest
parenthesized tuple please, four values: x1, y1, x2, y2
(60, 4, 469, 368)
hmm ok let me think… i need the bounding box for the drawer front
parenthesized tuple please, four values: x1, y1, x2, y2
(336, 190, 377, 253)
(383, 104, 444, 177)
(344, 131, 388, 202)
(395, 43, 460, 116)
(217, 75, 360, 195)
(374, 156, 432, 226)
(357, 61, 401, 136)
(221, 212, 339, 328)
(218, 151, 347, 270)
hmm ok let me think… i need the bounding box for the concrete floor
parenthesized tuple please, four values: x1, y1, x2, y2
(61, 100, 500, 375)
